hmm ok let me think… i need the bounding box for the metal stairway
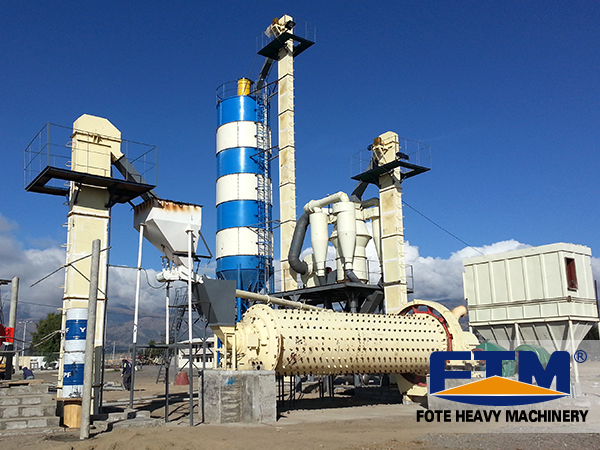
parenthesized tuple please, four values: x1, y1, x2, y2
(156, 287, 188, 384)
(254, 89, 274, 293)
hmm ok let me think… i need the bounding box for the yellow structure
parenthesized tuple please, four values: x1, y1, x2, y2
(371, 132, 409, 313)
(237, 78, 252, 96)
(270, 15, 298, 292)
(58, 114, 124, 396)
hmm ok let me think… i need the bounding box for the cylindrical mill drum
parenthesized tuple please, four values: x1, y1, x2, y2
(234, 304, 449, 376)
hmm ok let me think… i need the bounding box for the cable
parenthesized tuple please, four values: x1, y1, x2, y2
(11, 300, 58, 309)
(30, 246, 110, 287)
(402, 201, 484, 256)
(248, 48, 258, 80)
(143, 268, 166, 290)
(107, 310, 166, 320)
(108, 264, 166, 290)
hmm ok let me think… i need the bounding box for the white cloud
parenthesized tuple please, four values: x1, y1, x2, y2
(0, 216, 171, 341)
(406, 239, 530, 302)
(450, 240, 532, 261)
(0, 213, 18, 233)
(106, 266, 168, 316)
(0, 232, 65, 320)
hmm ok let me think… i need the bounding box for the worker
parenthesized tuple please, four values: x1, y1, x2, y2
(121, 359, 132, 391)
(22, 367, 34, 380)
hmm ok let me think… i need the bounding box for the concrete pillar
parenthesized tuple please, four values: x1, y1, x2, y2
(80, 239, 100, 440)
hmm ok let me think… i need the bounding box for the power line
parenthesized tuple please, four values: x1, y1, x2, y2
(12, 300, 58, 310)
(402, 200, 484, 256)
(14, 300, 168, 320)
(108, 265, 166, 290)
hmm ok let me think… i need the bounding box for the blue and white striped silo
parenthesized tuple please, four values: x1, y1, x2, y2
(216, 78, 273, 314)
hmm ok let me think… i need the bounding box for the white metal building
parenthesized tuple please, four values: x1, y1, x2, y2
(176, 337, 214, 370)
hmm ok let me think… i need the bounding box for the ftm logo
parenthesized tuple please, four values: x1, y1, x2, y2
(430, 351, 571, 406)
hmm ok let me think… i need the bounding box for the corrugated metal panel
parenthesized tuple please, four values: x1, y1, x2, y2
(216, 173, 259, 204)
(217, 96, 257, 127)
(216, 228, 259, 258)
(464, 243, 596, 306)
(216, 200, 261, 229)
(463, 243, 598, 353)
(216, 121, 257, 153)
(216, 147, 261, 177)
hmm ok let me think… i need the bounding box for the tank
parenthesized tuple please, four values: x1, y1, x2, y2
(215, 79, 273, 302)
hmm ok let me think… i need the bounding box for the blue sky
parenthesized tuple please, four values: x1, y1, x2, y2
(1, 1, 599, 325)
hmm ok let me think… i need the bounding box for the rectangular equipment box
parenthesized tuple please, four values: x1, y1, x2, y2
(463, 243, 598, 350)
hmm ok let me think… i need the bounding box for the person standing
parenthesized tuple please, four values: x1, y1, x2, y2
(121, 359, 132, 390)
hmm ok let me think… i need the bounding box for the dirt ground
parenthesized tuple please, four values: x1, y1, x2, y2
(1, 362, 599, 450)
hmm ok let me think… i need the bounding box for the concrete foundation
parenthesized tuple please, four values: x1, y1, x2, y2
(199, 370, 276, 424)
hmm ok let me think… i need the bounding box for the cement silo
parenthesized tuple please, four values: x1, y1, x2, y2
(216, 78, 273, 318)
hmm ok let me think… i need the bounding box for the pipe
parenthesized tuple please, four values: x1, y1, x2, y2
(303, 191, 349, 214)
(9, 277, 18, 332)
(309, 208, 328, 277)
(350, 158, 378, 202)
(345, 270, 360, 283)
(112, 156, 157, 201)
(288, 213, 309, 275)
(186, 227, 194, 426)
(360, 197, 379, 209)
(451, 305, 468, 319)
(350, 181, 368, 203)
(130, 223, 145, 409)
(235, 289, 322, 311)
(164, 280, 170, 423)
(568, 319, 579, 387)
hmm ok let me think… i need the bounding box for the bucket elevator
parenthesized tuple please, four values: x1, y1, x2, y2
(256, 15, 315, 292)
(24, 114, 156, 401)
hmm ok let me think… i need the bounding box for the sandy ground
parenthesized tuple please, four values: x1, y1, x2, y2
(0, 362, 599, 449)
